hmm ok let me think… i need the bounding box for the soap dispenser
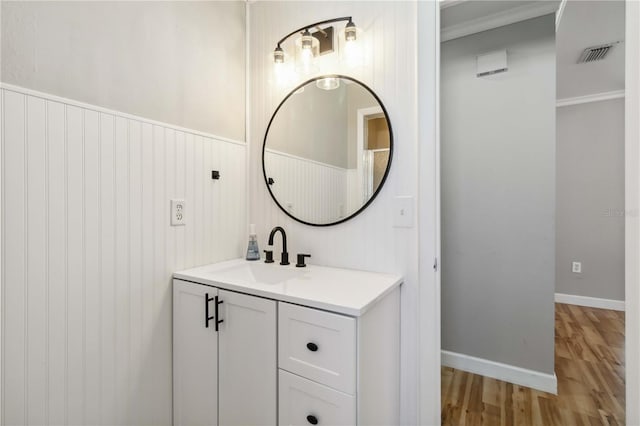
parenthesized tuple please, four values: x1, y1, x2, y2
(245, 224, 260, 261)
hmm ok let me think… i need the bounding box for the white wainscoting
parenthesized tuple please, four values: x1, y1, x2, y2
(441, 350, 558, 394)
(1, 85, 246, 426)
(264, 149, 351, 224)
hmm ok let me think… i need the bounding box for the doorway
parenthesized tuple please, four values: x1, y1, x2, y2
(438, 1, 626, 424)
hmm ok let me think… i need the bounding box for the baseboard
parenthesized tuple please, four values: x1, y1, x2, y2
(441, 350, 557, 394)
(555, 293, 625, 311)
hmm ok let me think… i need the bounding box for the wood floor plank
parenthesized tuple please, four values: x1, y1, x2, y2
(441, 303, 625, 425)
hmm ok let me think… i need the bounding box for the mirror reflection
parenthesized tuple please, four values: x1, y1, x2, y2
(263, 76, 392, 226)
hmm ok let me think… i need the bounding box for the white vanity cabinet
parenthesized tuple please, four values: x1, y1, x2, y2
(173, 279, 277, 426)
(173, 259, 402, 426)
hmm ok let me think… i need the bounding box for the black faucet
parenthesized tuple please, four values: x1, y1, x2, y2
(268, 226, 289, 265)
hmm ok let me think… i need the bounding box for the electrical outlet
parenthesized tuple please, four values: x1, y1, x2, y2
(171, 199, 185, 226)
(572, 261, 582, 274)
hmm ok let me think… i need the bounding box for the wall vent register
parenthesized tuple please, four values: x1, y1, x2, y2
(577, 42, 620, 63)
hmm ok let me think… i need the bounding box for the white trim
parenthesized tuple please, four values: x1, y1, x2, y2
(0, 83, 246, 146)
(555, 293, 625, 311)
(555, 0, 568, 32)
(441, 350, 558, 394)
(441, 1, 559, 43)
(556, 90, 625, 108)
(264, 148, 348, 172)
(625, 1, 640, 424)
(418, 1, 441, 425)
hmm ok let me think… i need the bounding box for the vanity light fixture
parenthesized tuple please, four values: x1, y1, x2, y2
(272, 16, 359, 67)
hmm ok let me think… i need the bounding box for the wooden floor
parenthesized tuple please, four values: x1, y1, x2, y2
(441, 303, 625, 425)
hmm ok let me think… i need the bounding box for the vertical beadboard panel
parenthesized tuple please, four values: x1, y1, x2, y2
(3, 90, 27, 426)
(113, 115, 130, 425)
(264, 150, 349, 223)
(26, 95, 48, 426)
(83, 109, 101, 425)
(139, 122, 154, 420)
(47, 100, 67, 426)
(249, 3, 419, 424)
(1, 87, 247, 425)
(99, 112, 116, 426)
(66, 105, 85, 425)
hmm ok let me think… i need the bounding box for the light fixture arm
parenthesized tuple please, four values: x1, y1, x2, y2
(275, 16, 353, 47)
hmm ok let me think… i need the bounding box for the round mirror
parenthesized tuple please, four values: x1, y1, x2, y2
(263, 75, 393, 226)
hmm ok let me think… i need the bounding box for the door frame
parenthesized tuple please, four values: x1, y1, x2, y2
(417, 1, 441, 425)
(356, 105, 385, 202)
(625, 1, 639, 424)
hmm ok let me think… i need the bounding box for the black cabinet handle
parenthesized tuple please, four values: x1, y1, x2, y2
(306, 342, 318, 352)
(205, 293, 215, 328)
(215, 296, 224, 332)
(306, 415, 318, 425)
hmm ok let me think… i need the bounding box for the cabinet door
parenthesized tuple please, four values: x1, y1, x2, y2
(218, 289, 277, 425)
(173, 280, 218, 426)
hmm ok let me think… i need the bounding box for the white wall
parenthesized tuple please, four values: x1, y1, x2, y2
(249, 2, 425, 423)
(441, 15, 556, 376)
(1, 86, 246, 426)
(1, 1, 246, 140)
(556, 98, 625, 302)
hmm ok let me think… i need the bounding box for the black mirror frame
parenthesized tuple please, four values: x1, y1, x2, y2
(262, 74, 394, 227)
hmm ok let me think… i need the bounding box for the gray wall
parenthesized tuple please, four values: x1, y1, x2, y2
(267, 83, 349, 168)
(1, 1, 245, 140)
(556, 99, 625, 301)
(441, 15, 556, 374)
(266, 81, 379, 168)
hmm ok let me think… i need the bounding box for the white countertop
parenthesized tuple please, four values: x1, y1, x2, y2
(173, 258, 403, 316)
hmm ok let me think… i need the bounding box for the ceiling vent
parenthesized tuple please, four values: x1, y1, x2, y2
(577, 42, 619, 64)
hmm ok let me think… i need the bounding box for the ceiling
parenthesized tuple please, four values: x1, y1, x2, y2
(556, 0, 625, 100)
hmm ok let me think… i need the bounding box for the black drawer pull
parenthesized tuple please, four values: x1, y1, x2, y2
(306, 342, 318, 352)
(306, 415, 318, 425)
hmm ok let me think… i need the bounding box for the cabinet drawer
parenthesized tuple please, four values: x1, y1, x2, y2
(279, 370, 355, 426)
(278, 302, 356, 394)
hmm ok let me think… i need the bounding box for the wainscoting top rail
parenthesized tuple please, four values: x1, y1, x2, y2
(0, 82, 246, 147)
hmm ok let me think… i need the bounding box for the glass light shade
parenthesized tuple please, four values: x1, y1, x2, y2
(316, 77, 340, 90)
(301, 30, 314, 51)
(345, 21, 357, 42)
(294, 33, 319, 74)
(273, 46, 284, 64)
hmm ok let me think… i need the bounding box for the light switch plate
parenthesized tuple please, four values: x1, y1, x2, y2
(393, 196, 414, 228)
(171, 199, 185, 226)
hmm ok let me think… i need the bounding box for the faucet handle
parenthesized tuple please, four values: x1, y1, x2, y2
(296, 254, 312, 268)
(264, 250, 274, 264)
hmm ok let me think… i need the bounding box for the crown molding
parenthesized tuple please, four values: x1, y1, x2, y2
(441, 1, 559, 43)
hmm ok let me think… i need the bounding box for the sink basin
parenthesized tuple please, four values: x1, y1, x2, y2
(212, 262, 305, 285)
